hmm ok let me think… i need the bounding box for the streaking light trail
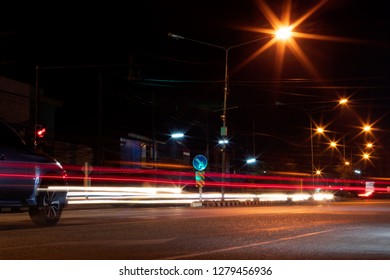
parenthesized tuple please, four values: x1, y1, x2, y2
(38, 163, 388, 206)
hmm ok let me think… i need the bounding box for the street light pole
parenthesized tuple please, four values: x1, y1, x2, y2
(169, 33, 268, 201)
(309, 111, 315, 186)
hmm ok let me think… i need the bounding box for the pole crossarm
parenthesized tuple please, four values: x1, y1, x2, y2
(168, 33, 268, 52)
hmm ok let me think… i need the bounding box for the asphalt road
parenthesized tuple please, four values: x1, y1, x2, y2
(1, 200, 390, 260)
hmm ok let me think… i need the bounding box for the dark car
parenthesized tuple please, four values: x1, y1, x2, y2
(0, 120, 68, 226)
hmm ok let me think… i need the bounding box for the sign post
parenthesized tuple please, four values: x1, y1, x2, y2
(195, 170, 205, 201)
(81, 162, 93, 199)
(192, 155, 208, 203)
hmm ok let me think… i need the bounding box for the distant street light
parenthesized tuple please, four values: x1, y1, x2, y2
(218, 139, 229, 145)
(330, 141, 337, 148)
(339, 98, 348, 105)
(363, 125, 372, 132)
(366, 142, 373, 149)
(171, 132, 184, 139)
(363, 153, 370, 160)
(316, 127, 325, 134)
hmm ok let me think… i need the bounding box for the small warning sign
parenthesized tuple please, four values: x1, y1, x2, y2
(195, 170, 205, 188)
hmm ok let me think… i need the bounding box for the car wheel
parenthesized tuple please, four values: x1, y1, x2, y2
(29, 190, 64, 226)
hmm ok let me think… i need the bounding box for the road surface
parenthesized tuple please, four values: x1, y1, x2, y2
(1, 200, 390, 259)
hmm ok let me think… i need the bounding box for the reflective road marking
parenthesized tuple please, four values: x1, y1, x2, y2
(162, 229, 336, 260)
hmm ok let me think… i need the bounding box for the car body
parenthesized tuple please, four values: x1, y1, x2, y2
(0, 120, 68, 226)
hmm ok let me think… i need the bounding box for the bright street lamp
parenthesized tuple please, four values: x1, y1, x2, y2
(366, 142, 373, 149)
(316, 127, 325, 134)
(363, 125, 371, 132)
(171, 132, 184, 139)
(329, 141, 337, 148)
(339, 98, 348, 105)
(275, 26, 292, 40)
(218, 139, 229, 145)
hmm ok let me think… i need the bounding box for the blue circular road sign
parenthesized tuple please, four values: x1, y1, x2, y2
(192, 154, 208, 171)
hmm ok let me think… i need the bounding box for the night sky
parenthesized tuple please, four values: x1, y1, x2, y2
(1, 0, 389, 173)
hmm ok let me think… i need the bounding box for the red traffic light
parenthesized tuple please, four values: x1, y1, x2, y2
(35, 125, 46, 138)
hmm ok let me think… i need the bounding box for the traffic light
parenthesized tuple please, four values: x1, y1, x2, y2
(35, 125, 46, 138)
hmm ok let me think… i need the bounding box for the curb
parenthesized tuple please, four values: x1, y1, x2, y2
(200, 200, 290, 207)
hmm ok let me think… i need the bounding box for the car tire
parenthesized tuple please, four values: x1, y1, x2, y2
(29, 189, 65, 226)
